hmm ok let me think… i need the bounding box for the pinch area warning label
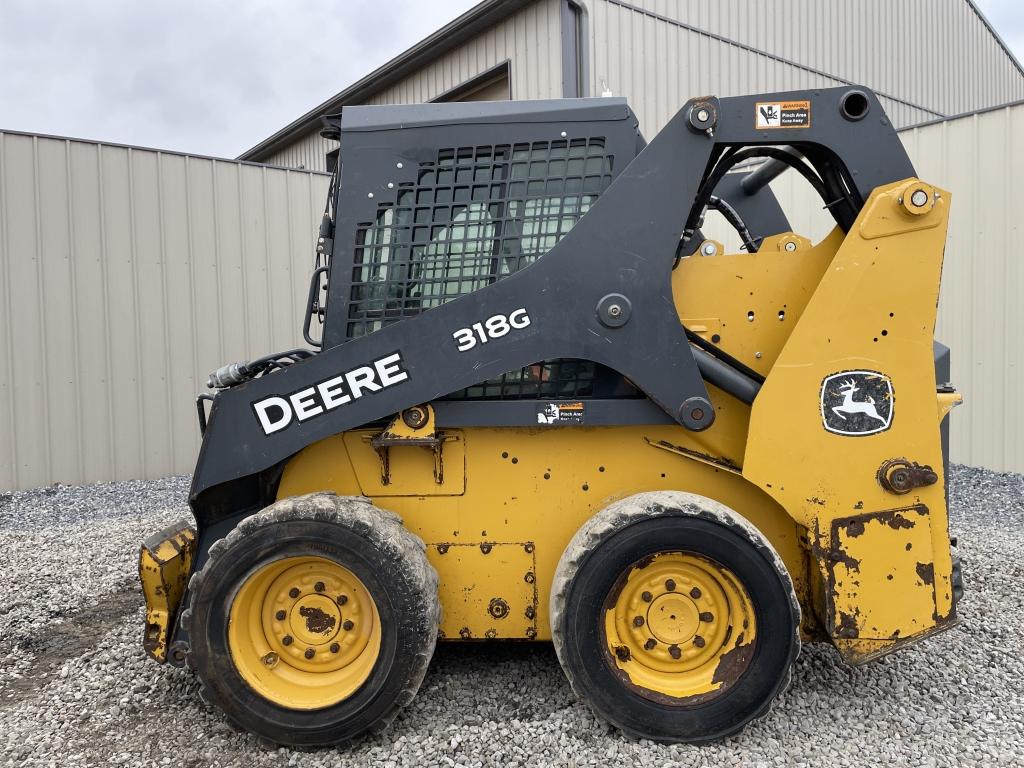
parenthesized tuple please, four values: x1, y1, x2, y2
(755, 100, 811, 129)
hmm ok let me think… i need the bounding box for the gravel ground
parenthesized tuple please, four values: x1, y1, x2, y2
(1, 465, 1021, 767)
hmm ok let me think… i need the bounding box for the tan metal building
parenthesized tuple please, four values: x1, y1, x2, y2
(241, 0, 1024, 170)
(0, 131, 329, 491)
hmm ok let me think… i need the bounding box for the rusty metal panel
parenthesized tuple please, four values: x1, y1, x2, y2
(430, 542, 538, 640)
(0, 131, 330, 491)
(342, 429, 467, 497)
(828, 506, 937, 644)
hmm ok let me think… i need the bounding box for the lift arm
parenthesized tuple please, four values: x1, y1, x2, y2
(190, 86, 914, 521)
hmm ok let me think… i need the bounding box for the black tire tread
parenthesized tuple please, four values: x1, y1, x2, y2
(549, 490, 800, 742)
(181, 492, 440, 747)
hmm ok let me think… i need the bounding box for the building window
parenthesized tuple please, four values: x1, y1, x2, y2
(432, 61, 511, 103)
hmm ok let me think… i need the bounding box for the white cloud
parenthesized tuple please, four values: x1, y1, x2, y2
(0, 0, 478, 157)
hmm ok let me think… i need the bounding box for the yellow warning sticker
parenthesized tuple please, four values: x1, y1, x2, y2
(755, 100, 811, 129)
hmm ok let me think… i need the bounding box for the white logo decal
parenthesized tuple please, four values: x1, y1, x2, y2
(251, 351, 410, 435)
(820, 371, 894, 436)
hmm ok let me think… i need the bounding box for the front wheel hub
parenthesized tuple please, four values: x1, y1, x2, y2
(228, 556, 381, 710)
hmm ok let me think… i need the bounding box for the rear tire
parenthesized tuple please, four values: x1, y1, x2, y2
(550, 491, 799, 743)
(182, 493, 439, 747)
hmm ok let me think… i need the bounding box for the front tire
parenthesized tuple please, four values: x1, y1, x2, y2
(550, 491, 799, 743)
(183, 493, 440, 747)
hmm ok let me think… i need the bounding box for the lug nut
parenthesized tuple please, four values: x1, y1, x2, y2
(693, 635, 706, 648)
(615, 646, 631, 662)
(275, 610, 287, 621)
(330, 642, 340, 653)
(699, 611, 714, 622)
(289, 588, 300, 599)
(524, 572, 535, 584)
(665, 579, 676, 592)
(668, 644, 682, 659)
(304, 648, 315, 659)
(343, 620, 354, 631)
(641, 591, 653, 602)
(337, 595, 348, 605)
(690, 587, 702, 599)
(633, 615, 645, 627)
(262, 652, 278, 667)
(282, 635, 293, 646)
(644, 639, 657, 651)
(314, 581, 325, 593)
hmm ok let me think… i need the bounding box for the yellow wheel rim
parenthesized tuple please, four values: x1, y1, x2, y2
(604, 551, 757, 702)
(228, 555, 382, 710)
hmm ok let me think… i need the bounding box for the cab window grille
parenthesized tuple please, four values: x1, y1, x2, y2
(348, 138, 634, 400)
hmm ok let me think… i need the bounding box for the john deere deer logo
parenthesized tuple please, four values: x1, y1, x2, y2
(820, 371, 894, 436)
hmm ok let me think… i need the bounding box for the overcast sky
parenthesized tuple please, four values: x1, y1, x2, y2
(0, 0, 1021, 159)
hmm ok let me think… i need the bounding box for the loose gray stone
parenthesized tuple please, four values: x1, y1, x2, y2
(0, 465, 1020, 767)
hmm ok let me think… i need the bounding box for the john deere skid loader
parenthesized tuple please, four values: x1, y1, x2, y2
(139, 86, 963, 746)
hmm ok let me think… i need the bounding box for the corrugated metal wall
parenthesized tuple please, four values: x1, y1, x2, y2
(261, 131, 339, 174)
(262, 0, 564, 172)
(586, 0, 1024, 135)
(704, 103, 1024, 472)
(0, 131, 330, 491)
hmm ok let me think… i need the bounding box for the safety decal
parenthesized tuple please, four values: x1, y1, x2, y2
(755, 100, 811, 129)
(251, 351, 410, 435)
(820, 370, 894, 436)
(536, 401, 585, 425)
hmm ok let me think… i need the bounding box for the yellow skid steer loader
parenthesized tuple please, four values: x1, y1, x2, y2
(139, 86, 962, 746)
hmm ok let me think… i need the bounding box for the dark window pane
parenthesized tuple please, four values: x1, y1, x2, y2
(346, 138, 625, 400)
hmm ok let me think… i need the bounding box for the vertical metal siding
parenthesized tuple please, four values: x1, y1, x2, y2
(584, 0, 1024, 135)
(902, 105, 1024, 472)
(261, 131, 339, 174)
(706, 103, 1024, 472)
(0, 132, 330, 491)
(263, 0, 564, 171)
